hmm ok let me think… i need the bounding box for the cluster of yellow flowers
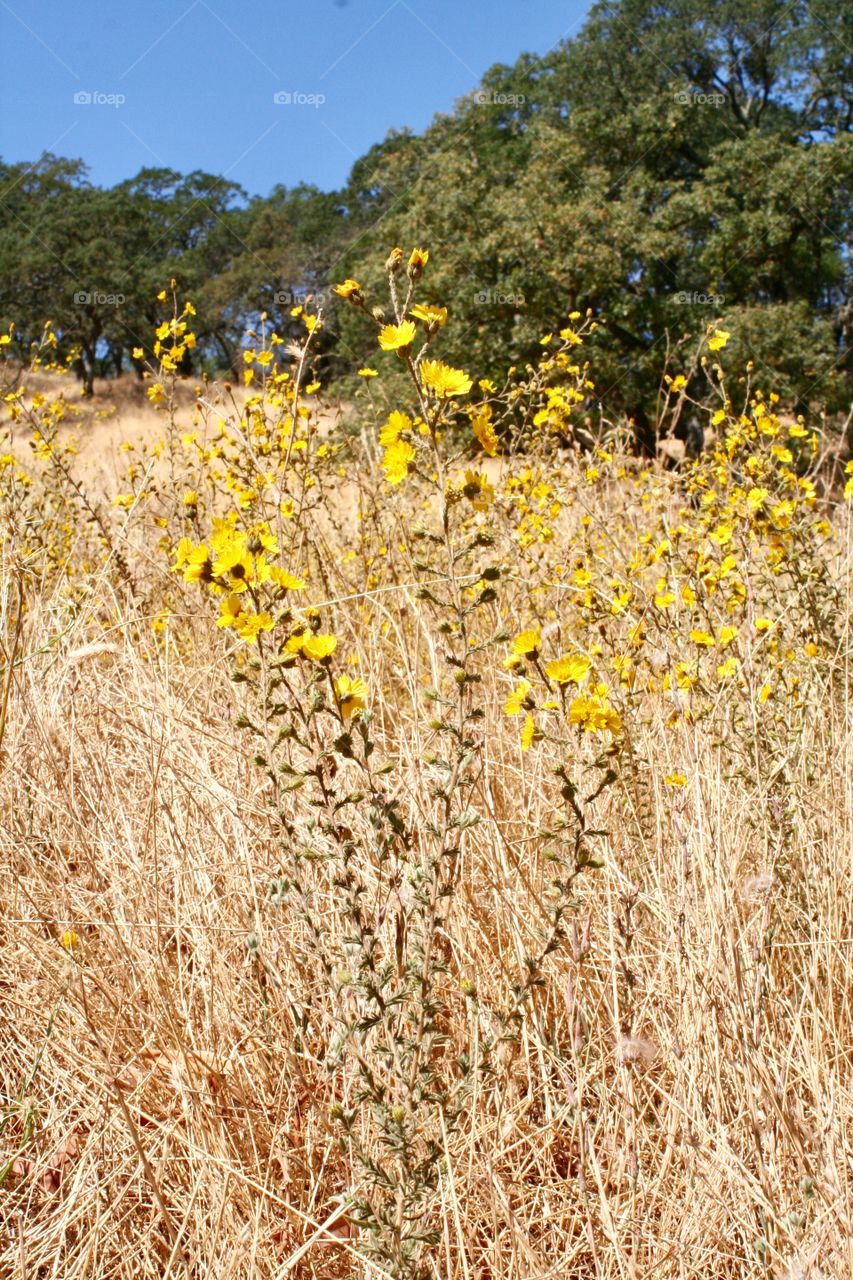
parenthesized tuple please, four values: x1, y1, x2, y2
(2, 247, 850, 792)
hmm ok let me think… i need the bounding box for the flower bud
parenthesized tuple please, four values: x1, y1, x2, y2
(407, 248, 429, 282)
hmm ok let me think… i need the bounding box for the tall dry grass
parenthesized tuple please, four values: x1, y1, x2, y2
(1, 464, 851, 1280)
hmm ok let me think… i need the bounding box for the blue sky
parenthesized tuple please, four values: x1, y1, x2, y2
(1, 0, 591, 197)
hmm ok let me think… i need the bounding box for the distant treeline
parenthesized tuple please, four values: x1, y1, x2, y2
(1, 0, 850, 418)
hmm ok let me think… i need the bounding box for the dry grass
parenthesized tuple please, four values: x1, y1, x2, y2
(1, 409, 852, 1279)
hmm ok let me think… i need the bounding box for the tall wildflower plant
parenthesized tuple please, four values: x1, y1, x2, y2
(169, 250, 612, 1276)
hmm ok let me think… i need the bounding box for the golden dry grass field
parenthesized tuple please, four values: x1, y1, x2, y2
(1, 294, 852, 1280)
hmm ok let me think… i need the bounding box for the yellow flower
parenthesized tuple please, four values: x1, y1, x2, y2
(569, 685, 621, 734)
(182, 544, 213, 585)
(707, 328, 730, 352)
(717, 656, 739, 679)
(709, 523, 733, 546)
(270, 566, 306, 591)
(216, 594, 244, 628)
(505, 628, 541, 668)
(378, 321, 417, 352)
(147, 383, 165, 405)
(302, 633, 337, 662)
(212, 535, 255, 592)
(379, 410, 412, 446)
(410, 303, 448, 331)
(463, 470, 493, 510)
(664, 773, 687, 787)
(383, 439, 416, 485)
(690, 629, 714, 647)
(747, 486, 768, 511)
(718, 625, 738, 647)
(421, 360, 472, 398)
(285, 629, 311, 654)
(521, 713, 536, 751)
(407, 247, 429, 280)
(236, 611, 274, 643)
(545, 653, 591, 685)
(358, 367, 378, 378)
(471, 410, 498, 456)
(334, 278, 363, 301)
(60, 930, 80, 951)
(504, 678, 531, 715)
(335, 674, 368, 719)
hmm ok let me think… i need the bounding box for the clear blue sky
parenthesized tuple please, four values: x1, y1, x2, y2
(1, 0, 591, 197)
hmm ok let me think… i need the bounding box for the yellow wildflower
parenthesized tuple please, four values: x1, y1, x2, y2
(521, 713, 537, 751)
(505, 629, 541, 667)
(378, 321, 417, 352)
(383, 439, 416, 485)
(407, 247, 429, 280)
(410, 303, 448, 331)
(504, 678, 531, 716)
(335, 674, 368, 719)
(302, 633, 337, 662)
(379, 410, 412, 446)
(545, 653, 591, 685)
(236, 611, 274, 643)
(569, 685, 621, 734)
(421, 360, 473, 399)
(471, 410, 498, 456)
(334, 278, 363, 301)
